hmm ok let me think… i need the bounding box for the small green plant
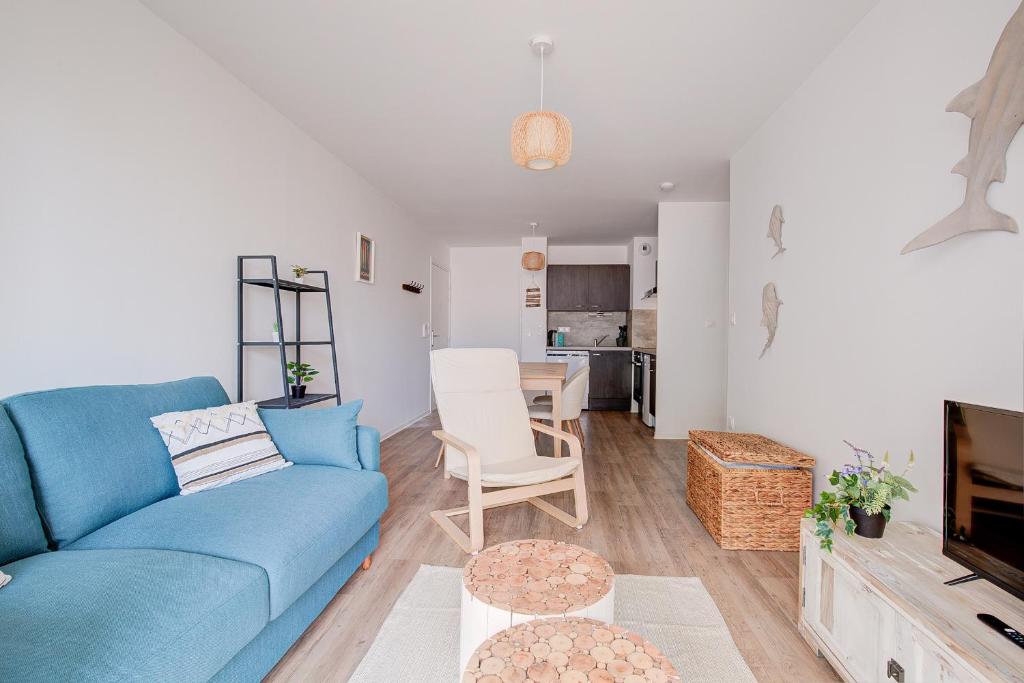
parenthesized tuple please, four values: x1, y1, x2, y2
(286, 361, 319, 386)
(804, 441, 916, 552)
(291, 265, 308, 279)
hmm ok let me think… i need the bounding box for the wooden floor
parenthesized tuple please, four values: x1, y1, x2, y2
(266, 410, 840, 682)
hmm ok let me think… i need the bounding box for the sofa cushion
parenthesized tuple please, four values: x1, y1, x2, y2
(0, 548, 267, 683)
(152, 400, 291, 495)
(69, 464, 388, 619)
(0, 406, 48, 564)
(259, 399, 363, 469)
(3, 377, 230, 547)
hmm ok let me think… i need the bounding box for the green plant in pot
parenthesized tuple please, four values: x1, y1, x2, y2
(804, 441, 916, 551)
(286, 361, 318, 399)
(291, 265, 308, 284)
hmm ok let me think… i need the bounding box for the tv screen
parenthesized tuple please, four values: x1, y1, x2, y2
(943, 401, 1024, 600)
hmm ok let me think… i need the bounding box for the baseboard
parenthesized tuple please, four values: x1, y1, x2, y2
(380, 410, 432, 441)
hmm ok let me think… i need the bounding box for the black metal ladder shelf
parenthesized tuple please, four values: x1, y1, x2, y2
(237, 255, 342, 409)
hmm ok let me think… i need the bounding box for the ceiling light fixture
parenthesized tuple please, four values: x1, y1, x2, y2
(511, 36, 572, 171)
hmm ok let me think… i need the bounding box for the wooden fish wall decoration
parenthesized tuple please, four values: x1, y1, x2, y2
(902, 1, 1023, 254)
(767, 205, 786, 258)
(759, 282, 782, 359)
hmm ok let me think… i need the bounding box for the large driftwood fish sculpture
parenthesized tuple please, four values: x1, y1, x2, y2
(767, 205, 786, 258)
(759, 282, 782, 359)
(902, 2, 1024, 254)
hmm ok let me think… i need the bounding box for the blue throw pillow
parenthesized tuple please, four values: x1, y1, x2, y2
(258, 400, 363, 470)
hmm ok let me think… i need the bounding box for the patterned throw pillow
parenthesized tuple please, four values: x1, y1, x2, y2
(150, 401, 291, 495)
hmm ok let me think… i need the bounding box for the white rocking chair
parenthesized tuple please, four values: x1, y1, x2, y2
(430, 348, 589, 553)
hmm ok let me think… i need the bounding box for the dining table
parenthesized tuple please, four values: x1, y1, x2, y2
(518, 361, 568, 457)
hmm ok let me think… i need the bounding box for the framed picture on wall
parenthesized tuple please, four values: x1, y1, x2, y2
(355, 232, 375, 284)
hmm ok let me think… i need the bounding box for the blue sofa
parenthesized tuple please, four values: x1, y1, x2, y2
(0, 377, 388, 682)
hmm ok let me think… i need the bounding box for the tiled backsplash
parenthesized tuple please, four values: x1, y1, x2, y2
(548, 311, 627, 346)
(628, 309, 657, 348)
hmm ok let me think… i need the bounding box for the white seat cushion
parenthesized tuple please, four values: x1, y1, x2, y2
(448, 455, 581, 487)
(528, 404, 554, 420)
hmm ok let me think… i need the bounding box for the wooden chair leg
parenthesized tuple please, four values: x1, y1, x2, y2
(361, 554, 373, 570)
(575, 419, 585, 449)
(468, 482, 484, 552)
(434, 443, 444, 468)
(573, 467, 589, 526)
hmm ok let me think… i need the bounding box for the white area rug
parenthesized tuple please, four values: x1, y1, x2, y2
(350, 565, 757, 682)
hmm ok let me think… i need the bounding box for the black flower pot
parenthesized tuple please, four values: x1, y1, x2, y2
(850, 505, 888, 539)
(290, 384, 307, 399)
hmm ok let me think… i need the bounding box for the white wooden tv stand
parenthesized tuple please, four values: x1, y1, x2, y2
(798, 520, 1024, 682)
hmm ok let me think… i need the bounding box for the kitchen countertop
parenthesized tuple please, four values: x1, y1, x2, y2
(634, 347, 657, 355)
(545, 346, 632, 352)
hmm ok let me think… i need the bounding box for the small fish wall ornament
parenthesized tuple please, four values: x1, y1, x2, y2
(902, 1, 1023, 254)
(767, 205, 786, 258)
(759, 282, 782, 359)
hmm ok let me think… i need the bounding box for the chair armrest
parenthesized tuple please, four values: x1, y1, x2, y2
(431, 430, 480, 461)
(356, 425, 381, 471)
(432, 430, 483, 486)
(530, 421, 582, 458)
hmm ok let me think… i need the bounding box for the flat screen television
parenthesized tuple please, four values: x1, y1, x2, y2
(943, 400, 1024, 600)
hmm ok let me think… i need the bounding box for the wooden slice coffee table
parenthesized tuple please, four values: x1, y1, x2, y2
(460, 539, 615, 672)
(462, 617, 681, 683)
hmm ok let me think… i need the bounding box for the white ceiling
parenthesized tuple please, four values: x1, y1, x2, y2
(141, 0, 876, 245)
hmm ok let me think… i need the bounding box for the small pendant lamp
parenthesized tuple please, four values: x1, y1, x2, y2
(511, 36, 572, 171)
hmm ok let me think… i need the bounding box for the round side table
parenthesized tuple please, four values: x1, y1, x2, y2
(460, 539, 615, 672)
(462, 617, 681, 683)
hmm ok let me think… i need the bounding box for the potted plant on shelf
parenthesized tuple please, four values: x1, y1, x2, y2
(804, 441, 916, 551)
(271, 322, 281, 343)
(286, 361, 318, 399)
(291, 265, 308, 284)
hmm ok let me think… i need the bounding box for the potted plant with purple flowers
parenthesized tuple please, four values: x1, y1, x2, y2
(804, 441, 916, 551)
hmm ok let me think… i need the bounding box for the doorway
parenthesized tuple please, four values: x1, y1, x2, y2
(429, 260, 450, 411)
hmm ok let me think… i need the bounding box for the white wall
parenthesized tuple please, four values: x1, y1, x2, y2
(520, 237, 548, 362)
(655, 203, 730, 438)
(0, 0, 447, 437)
(728, 0, 1024, 527)
(629, 237, 659, 310)
(548, 245, 629, 265)
(449, 247, 521, 350)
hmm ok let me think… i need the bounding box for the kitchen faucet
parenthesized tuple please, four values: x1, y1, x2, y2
(594, 335, 608, 347)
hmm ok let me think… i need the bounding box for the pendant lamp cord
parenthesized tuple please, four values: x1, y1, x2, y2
(539, 46, 545, 111)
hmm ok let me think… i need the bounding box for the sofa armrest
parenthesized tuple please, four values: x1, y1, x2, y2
(356, 426, 381, 471)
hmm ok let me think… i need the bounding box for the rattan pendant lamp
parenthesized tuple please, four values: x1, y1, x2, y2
(511, 36, 572, 171)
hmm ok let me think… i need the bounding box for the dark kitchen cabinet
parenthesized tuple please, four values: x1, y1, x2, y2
(546, 264, 630, 311)
(588, 350, 632, 410)
(546, 265, 589, 311)
(587, 265, 630, 311)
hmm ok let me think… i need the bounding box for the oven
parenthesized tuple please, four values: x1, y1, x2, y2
(632, 351, 643, 404)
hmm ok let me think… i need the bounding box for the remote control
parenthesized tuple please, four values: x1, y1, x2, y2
(978, 613, 1024, 650)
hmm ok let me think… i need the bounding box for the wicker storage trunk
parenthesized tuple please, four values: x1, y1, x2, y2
(686, 430, 814, 551)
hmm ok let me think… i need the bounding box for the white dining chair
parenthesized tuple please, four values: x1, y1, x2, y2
(430, 348, 588, 553)
(529, 367, 589, 449)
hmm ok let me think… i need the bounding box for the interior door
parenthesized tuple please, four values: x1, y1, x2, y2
(429, 261, 450, 411)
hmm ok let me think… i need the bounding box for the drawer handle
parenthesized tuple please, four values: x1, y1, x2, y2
(754, 489, 784, 506)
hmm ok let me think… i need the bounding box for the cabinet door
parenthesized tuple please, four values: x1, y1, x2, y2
(589, 352, 631, 408)
(803, 533, 891, 682)
(547, 265, 588, 311)
(587, 265, 630, 311)
(888, 614, 983, 683)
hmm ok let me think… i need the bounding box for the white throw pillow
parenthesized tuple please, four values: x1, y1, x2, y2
(150, 401, 291, 495)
